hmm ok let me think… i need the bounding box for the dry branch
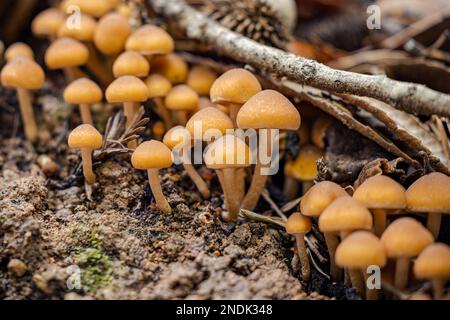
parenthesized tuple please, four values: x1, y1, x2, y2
(149, 0, 450, 118)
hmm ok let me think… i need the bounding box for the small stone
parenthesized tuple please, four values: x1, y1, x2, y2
(32, 273, 51, 294)
(8, 259, 27, 277)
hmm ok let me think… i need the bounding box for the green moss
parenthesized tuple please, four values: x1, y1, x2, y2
(75, 247, 112, 295)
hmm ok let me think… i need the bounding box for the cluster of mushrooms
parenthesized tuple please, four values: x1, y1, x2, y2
(287, 173, 450, 300)
(0, 0, 449, 301)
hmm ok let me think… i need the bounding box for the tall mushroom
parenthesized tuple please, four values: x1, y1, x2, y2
(165, 85, 199, 126)
(237, 90, 301, 211)
(64, 78, 103, 125)
(113, 51, 150, 78)
(301, 181, 349, 281)
(210, 68, 261, 127)
(353, 175, 407, 236)
(1, 57, 45, 143)
(31, 8, 66, 42)
(204, 135, 252, 221)
(106, 75, 150, 148)
(68, 124, 103, 184)
(145, 74, 173, 129)
(380, 217, 434, 290)
(45, 37, 89, 82)
(406, 172, 450, 239)
(336, 231, 387, 300)
(414, 243, 450, 299)
(131, 140, 173, 214)
(285, 212, 312, 281)
(163, 126, 210, 199)
(125, 25, 174, 62)
(60, 0, 114, 18)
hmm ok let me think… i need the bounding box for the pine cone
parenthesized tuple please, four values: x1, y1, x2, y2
(201, 0, 293, 49)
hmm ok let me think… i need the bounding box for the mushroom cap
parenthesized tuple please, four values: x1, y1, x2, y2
(113, 51, 150, 78)
(164, 85, 199, 111)
(336, 231, 387, 269)
(380, 217, 434, 258)
(151, 54, 188, 84)
(318, 197, 372, 233)
(1, 57, 45, 90)
(64, 78, 103, 104)
(94, 13, 131, 55)
(131, 140, 173, 170)
(163, 126, 191, 150)
(237, 90, 301, 130)
(210, 68, 261, 105)
(406, 172, 450, 213)
(353, 175, 406, 210)
(285, 212, 312, 234)
(32, 8, 66, 38)
(68, 124, 103, 149)
(45, 38, 89, 69)
(125, 25, 174, 55)
(185, 107, 234, 138)
(57, 13, 97, 41)
(106, 76, 149, 103)
(414, 243, 450, 280)
(4, 43, 34, 61)
(204, 134, 252, 169)
(187, 66, 217, 96)
(285, 145, 323, 181)
(60, 0, 113, 18)
(300, 181, 349, 217)
(145, 74, 172, 98)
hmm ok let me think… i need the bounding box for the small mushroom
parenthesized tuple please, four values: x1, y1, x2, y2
(64, 78, 103, 125)
(185, 106, 234, 143)
(125, 25, 174, 59)
(336, 231, 386, 299)
(237, 90, 301, 211)
(31, 8, 66, 41)
(163, 126, 210, 199)
(1, 57, 45, 143)
(406, 172, 450, 239)
(145, 74, 173, 129)
(319, 196, 373, 291)
(301, 181, 349, 281)
(284, 144, 323, 195)
(4, 42, 34, 62)
(45, 37, 89, 81)
(204, 134, 252, 221)
(106, 75, 149, 148)
(131, 140, 173, 214)
(68, 124, 103, 184)
(94, 12, 131, 56)
(187, 66, 217, 96)
(353, 175, 407, 236)
(380, 217, 434, 290)
(165, 85, 199, 126)
(151, 54, 188, 84)
(60, 0, 114, 18)
(285, 212, 312, 281)
(414, 243, 450, 299)
(210, 68, 261, 127)
(113, 51, 150, 78)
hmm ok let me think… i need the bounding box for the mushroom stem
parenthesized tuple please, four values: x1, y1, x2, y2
(324, 232, 341, 282)
(394, 257, 410, 290)
(372, 208, 388, 237)
(86, 43, 112, 87)
(222, 168, 240, 221)
(283, 177, 298, 200)
(123, 101, 138, 149)
(432, 278, 444, 300)
(176, 110, 188, 126)
(236, 168, 245, 202)
(79, 103, 93, 125)
(64, 67, 84, 82)
(183, 163, 210, 198)
(241, 129, 273, 210)
(427, 212, 442, 239)
(302, 180, 314, 194)
(216, 170, 227, 210)
(154, 97, 173, 129)
(80, 148, 95, 184)
(147, 168, 172, 214)
(228, 103, 240, 128)
(363, 270, 379, 300)
(295, 234, 310, 281)
(16, 87, 37, 143)
(348, 268, 365, 297)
